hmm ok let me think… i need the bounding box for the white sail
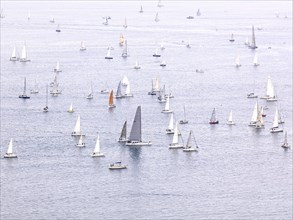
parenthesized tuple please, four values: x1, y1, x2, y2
(7, 138, 13, 154)
(106, 48, 111, 57)
(123, 17, 127, 28)
(249, 25, 257, 49)
(272, 109, 279, 128)
(80, 41, 86, 50)
(235, 56, 241, 67)
(68, 103, 74, 112)
(122, 76, 129, 86)
(168, 113, 174, 130)
(164, 96, 170, 111)
(72, 115, 81, 135)
(77, 135, 84, 145)
(155, 12, 159, 22)
(253, 53, 259, 66)
(21, 45, 27, 60)
(228, 111, 233, 122)
(266, 76, 275, 98)
(250, 102, 258, 123)
(125, 83, 131, 95)
(172, 123, 179, 144)
(93, 135, 101, 153)
(11, 46, 17, 58)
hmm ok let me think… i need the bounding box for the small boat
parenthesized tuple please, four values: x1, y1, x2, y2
(125, 106, 152, 146)
(105, 48, 113, 59)
(76, 135, 85, 147)
(56, 24, 61, 32)
(160, 60, 166, 67)
(226, 110, 235, 125)
(183, 130, 199, 152)
(248, 26, 257, 49)
(27, 11, 31, 20)
(134, 60, 141, 69)
(229, 33, 235, 42)
(249, 101, 258, 126)
(260, 106, 266, 117)
(123, 17, 127, 29)
(71, 115, 83, 136)
(121, 76, 129, 86)
(43, 84, 49, 112)
(160, 41, 165, 50)
(153, 48, 161, 57)
(169, 122, 184, 149)
(209, 108, 219, 124)
(247, 81, 258, 98)
(91, 134, 105, 157)
(9, 46, 19, 61)
(19, 77, 30, 99)
(253, 53, 259, 66)
(54, 61, 62, 73)
(269, 109, 283, 133)
(148, 78, 160, 95)
(80, 41, 86, 51)
(161, 96, 173, 113)
(196, 69, 204, 73)
(102, 16, 109, 25)
(19, 43, 30, 62)
(155, 12, 159, 22)
(50, 75, 62, 96)
(86, 84, 94, 99)
(109, 162, 127, 170)
(235, 56, 241, 67)
(50, 17, 55, 23)
(278, 107, 285, 124)
(67, 103, 74, 113)
(139, 5, 143, 13)
(121, 40, 129, 57)
(119, 34, 125, 46)
(30, 79, 39, 94)
(4, 138, 17, 158)
(196, 9, 201, 16)
(123, 83, 133, 97)
(108, 90, 116, 108)
(115, 81, 123, 99)
(118, 121, 127, 142)
(281, 131, 290, 149)
(179, 105, 188, 124)
(261, 76, 277, 101)
(186, 16, 194, 19)
(158, 85, 166, 103)
(186, 40, 191, 48)
(166, 113, 174, 134)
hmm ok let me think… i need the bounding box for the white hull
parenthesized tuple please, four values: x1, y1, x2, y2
(19, 58, 31, 62)
(118, 138, 127, 143)
(169, 144, 184, 149)
(91, 153, 105, 157)
(161, 110, 173, 113)
(109, 104, 116, 108)
(109, 165, 127, 169)
(267, 97, 277, 102)
(270, 128, 283, 133)
(125, 141, 152, 146)
(183, 148, 198, 152)
(10, 57, 18, 61)
(71, 132, 84, 136)
(4, 153, 17, 158)
(248, 122, 256, 126)
(226, 121, 235, 125)
(123, 94, 133, 97)
(76, 143, 85, 147)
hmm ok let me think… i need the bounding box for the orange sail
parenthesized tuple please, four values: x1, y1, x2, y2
(109, 90, 116, 108)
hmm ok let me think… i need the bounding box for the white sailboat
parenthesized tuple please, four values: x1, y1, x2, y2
(56, 24, 61, 32)
(139, 5, 143, 13)
(247, 81, 258, 98)
(19, 77, 30, 99)
(278, 107, 285, 124)
(155, 12, 159, 22)
(118, 121, 127, 142)
(169, 122, 184, 149)
(269, 109, 283, 133)
(249, 101, 258, 126)
(102, 16, 109, 25)
(209, 108, 219, 124)
(80, 41, 86, 51)
(148, 78, 160, 95)
(121, 76, 129, 86)
(76, 135, 85, 147)
(281, 131, 290, 149)
(54, 61, 62, 73)
(253, 53, 259, 66)
(109, 162, 127, 170)
(121, 40, 129, 57)
(50, 75, 61, 96)
(179, 105, 188, 124)
(43, 84, 49, 112)
(125, 106, 152, 146)
(235, 56, 241, 67)
(86, 83, 94, 99)
(248, 25, 257, 49)
(183, 130, 199, 152)
(226, 110, 235, 125)
(160, 41, 165, 50)
(123, 17, 127, 28)
(153, 48, 161, 57)
(158, 85, 166, 103)
(161, 96, 173, 113)
(30, 79, 39, 94)
(160, 60, 166, 67)
(105, 48, 113, 59)
(9, 46, 19, 61)
(134, 59, 141, 69)
(91, 134, 105, 157)
(19, 43, 30, 62)
(261, 76, 277, 101)
(166, 113, 174, 134)
(67, 103, 74, 113)
(229, 33, 235, 42)
(4, 138, 17, 158)
(50, 17, 55, 23)
(123, 83, 133, 97)
(115, 81, 123, 98)
(71, 115, 83, 136)
(119, 34, 125, 46)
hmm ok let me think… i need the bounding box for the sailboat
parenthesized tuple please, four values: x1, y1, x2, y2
(281, 131, 290, 149)
(121, 40, 128, 57)
(67, 103, 74, 113)
(235, 56, 241, 67)
(134, 59, 141, 69)
(71, 115, 83, 136)
(50, 75, 61, 96)
(261, 76, 277, 101)
(248, 25, 257, 49)
(54, 61, 62, 73)
(27, 11, 31, 20)
(19, 77, 30, 99)
(158, 85, 166, 103)
(100, 82, 109, 94)
(121, 76, 129, 86)
(123, 17, 127, 28)
(123, 83, 133, 97)
(166, 113, 174, 134)
(253, 53, 259, 66)
(160, 60, 166, 67)
(226, 110, 235, 125)
(115, 81, 123, 98)
(105, 48, 113, 59)
(249, 101, 258, 126)
(30, 79, 39, 94)
(80, 41, 86, 51)
(86, 83, 94, 99)
(209, 108, 219, 124)
(155, 12, 159, 22)
(43, 84, 49, 112)
(161, 96, 173, 113)
(247, 81, 258, 98)
(255, 104, 264, 129)
(118, 121, 127, 142)
(169, 122, 184, 149)
(125, 106, 152, 146)
(4, 138, 17, 158)
(186, 40, 191, 48)
(269, 109, 283, 133)
(183, 130, 199, 152)
(153, 48, 161, 57)
(179, 105, 188, 124)
(56, 24, 61, 32)
(91, 134, 105, 157)
(148, 78, 160, 95)
(102, 16, 109, 25)
(278, 107, 285, 124)
(76, 135, 85, 147)
(139, 5, 143, 13)
(229, 33, 235, 42)
(260, 106, 266, 117)
(50, 17, 55, 23)
(109, 162, 127, 170)
(9, 46, 19, 61)
(196, 9, 201, 16)
(108, 90, 116, 108)
(19, 43, 30, 62)
(119, 34, 125, 46)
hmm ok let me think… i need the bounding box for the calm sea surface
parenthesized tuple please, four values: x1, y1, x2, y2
(1, 1, 292, 219)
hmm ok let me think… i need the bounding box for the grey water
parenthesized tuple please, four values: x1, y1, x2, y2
(1, 1, 292, 219)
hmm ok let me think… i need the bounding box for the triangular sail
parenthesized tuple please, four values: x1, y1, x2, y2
(125, 83, 131, 95)
(116, 81, 122, 97)
(78, 135, 83, 145)
(251, 102, 258, 123)
(23, 77, 27, 96)
(172, 123, 179, 144)
(266, 76, 275, 98)
(109, 90, 114, 105)
(250, 26, 257, 48)
(93, 135, 101, 153)
(253, 53, 258, 65)
(210, 108, 217, 122)
(228, 111, 233, 122)
(129, 106, 142, 142)
(272, 109, 279, 128)
(186, 131, 194, 148)
(7, 138, 13, 154)
(73, 115, 81, 133)
(107, 48, 111, 57)
(11, 46, 17, 58)
(120, 121, 127, 140)
(21, 45, 27, 59)
(164, 96, 170, 110)
(168, 113, 174, 130)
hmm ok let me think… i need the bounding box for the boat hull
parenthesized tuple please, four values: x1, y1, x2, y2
(9, 57, 18, 61)
(19, 95, 30, 99)
(270, 128, 283, 133)
(71, 132, 84, 136)
(209, 121, 219, 124)
(125, 141, 152, 146)
(281, 144, 290, 149)
(161, 110, 173, 113)
(4, 153, 17, 158)
(91, 153, 105, 157)
(267, 98, 277, 102)
(179, 120, 188, 124)
(109, 165, 127, 170)
(183, 148, 198, 152)
(166, 129, 174, 134)
(76, 143, 85, 147)
(105, 57, 113, 59)
(226, 121, 235, 125)
(169, 144, 184, 149)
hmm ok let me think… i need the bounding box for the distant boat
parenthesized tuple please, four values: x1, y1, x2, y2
(86, 83, 94, 99)
(157, 0, 163, 7)
(134, 59, 141, 69)
(183, 130, 199, 152)
(71, 115, 83, 136)
(139, 5, 143, 13)
(56, 24, 61, 32)
(186, 40, 191, 48)
(235, 56, 241, 67)
(19, 77, 30, 99)
(80, 41, 86, 51)
(123, 83, 133, 97)
(118, 121, 127, 142)
(119, 34, 125, 46)
(108, 90, 116, 108)
(196, 9, 201, 16)
(196, 69, 204, 73)
(67, 103, 74, 113)
(9, 46, 19, 61)
(121, 76, 129, 86)
(50, 75, 61, 96)
(4, 138, 17, 158)
(269, 109, 283, 133)
(209, 108, 219, 124)
(109, 161, 127, 170)
(253, 53, 259, 66)
(148, 78, 160, 95)
(43, 84, 49, 112)
(76, 135, 85, 147)
(155, 12, 159, 22)
(91, 134, 105, 157)
(160, 41, 165, 50)
(186, 16, 194, 19)
(115, 81, 123, 98)
(169, 122, 184, 149)
(255, 104, 264, 129)
(27, 11, 31, 20)
(100, 83, 109, 94)
(121, 40, 129, 57)
(50, 17, 55, 23)
(19, 43, 30, 62)
(261, 76, 277, 101)
(123, 17, 127, 29)
(166, 112, 174, 134)
(249, 101, 258, 126)
(160, 60, 166, 67)
(281, 131, 290, 149)
(54, 61, 62, 73)
(179, 105, 188, 124)
(278, 107, 285, 124)
(248, 26, 257, 49)
(102, 16, 109, 25)
(30, 79, 39, 94)
(229, 33, 235, 42)
(161, 96, 173, 113)
(105, 48, 113, 59)
(260, 106, 266, 117)
(125, 106, 152, 146)
(153, 48, 161, 57)
(226, 110, 235, 125)
(157, 85, 166, 103)
(247, 81, 258, 98)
